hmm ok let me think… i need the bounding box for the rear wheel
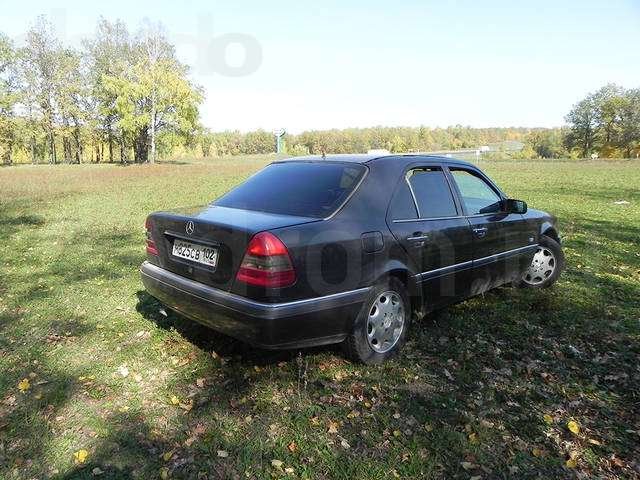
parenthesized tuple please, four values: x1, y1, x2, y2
(518, 235, 564, 288)
(343, 278, 410, 364)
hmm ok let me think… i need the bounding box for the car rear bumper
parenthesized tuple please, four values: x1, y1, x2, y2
(140, 261, 369, 349)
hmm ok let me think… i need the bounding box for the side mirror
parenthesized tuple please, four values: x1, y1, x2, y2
(504, 199, 527, 214)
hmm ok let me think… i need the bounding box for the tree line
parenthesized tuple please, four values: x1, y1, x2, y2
(200, 126, 539, 158)
(184, 84, 640, 160)
(0, 16, 202, 165)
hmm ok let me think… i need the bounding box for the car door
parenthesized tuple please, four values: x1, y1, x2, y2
(445, 165, 533, 294)
(386, 164, 474, 310)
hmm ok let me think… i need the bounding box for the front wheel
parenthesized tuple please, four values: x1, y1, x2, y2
(517, 235, 564, 288)
(342, 278, 411, 364)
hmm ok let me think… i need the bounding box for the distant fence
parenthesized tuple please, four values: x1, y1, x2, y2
(419, 141, 525, 161)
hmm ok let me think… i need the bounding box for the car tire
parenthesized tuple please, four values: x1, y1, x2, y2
(342, 278, 411, 364)
(517, 235, 564, 288)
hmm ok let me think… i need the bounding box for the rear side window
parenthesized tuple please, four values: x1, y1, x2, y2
(214, 162, 367, 218)
(407, 168, 458, 218)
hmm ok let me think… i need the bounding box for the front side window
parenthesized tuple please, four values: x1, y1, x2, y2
(450, 169, 501, 215)
(215, 162, 366, 218)
(407, 168, 458, 218)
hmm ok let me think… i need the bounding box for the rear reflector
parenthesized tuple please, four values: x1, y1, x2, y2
(145, 218, 159, 256)
(236, 232, 296, 288)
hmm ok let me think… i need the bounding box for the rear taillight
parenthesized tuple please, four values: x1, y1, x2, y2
(145, 218, 159, 256)
(236, 232, 296, 288)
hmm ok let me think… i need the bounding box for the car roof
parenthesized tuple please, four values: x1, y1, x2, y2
(279, 153, 477, 168)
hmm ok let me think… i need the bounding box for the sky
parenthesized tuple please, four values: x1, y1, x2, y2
(2, 0, 639, 133)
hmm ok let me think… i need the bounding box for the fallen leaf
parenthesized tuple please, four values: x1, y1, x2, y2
(162, 450, 174, 462)
(468, 432, 479, 444)
(92, 467, 104, 476)
(73, 449, 89, 465)
(117, 366, 129, 378)
(567, 420, 580, 435)
(309, 416, 320, 426)
(543, 414, 554, 425)
(327, 421, 339, 434)
(271, 459, 283, 469)
(340, 439, 351, 449)
(160, 467, 170, 479)
(611, 456, 625, 467)
(588, 438, 602, 446)
(287, 441, 297, 453)
(196, 378, 205, 388)
(566, 458, 577, 468)
(284, 467, 294, 474)
(532, 448, 544, 458)
(169, 395, 180, 405)
(217, 450, 228, 457)
(18, 378, 30, 393)
(424, 423, 434, 432)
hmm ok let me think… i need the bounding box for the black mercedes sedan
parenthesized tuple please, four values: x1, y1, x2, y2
(141, 154, 564, 363)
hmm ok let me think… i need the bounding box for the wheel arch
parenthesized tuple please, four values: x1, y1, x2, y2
(540, 223, 560, 244)
(372, 261, 422, 315)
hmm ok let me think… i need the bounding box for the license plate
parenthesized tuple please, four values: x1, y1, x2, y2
(172, 239, 218, 267)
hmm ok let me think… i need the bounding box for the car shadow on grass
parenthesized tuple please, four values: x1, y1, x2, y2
(134, 289, 339, 367)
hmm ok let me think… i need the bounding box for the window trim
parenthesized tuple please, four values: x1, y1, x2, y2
(444, 165, 506, 217)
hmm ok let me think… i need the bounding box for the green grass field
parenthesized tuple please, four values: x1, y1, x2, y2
(1, 157, 639, 479)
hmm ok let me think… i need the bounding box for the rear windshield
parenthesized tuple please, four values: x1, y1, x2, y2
(214, 162, 367, 218)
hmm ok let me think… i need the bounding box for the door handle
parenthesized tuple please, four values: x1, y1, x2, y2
(406, 233, 430, 241)
(472, 226, 488, 238)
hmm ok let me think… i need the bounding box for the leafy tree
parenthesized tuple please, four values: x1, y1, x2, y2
(594, 84, 625, 146)
(565, 94, 598, 157)
(103, 47, 202, 163)
(0, 33, 17, 164)
(565, 84, 640, 158)
(527, 129, 567, 158)
(83, 17, 133, 162)
(617, 88, 640, 158)
(54, 48, 87, 163)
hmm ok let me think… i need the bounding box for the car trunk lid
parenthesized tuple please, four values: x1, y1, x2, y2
(147, 205, 318, 291)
